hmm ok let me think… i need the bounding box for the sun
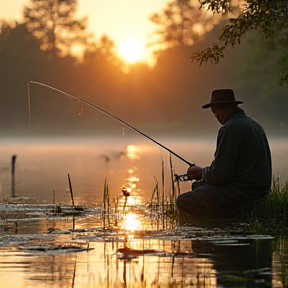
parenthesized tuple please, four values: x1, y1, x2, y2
(118, 38, 145, 64)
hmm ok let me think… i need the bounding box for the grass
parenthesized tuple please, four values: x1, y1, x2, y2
(153, 170, 288, 234)
(176, 176, 288, 234)
(243, 177, 288, 234)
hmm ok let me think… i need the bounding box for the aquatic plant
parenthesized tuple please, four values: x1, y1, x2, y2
(99, 168, 288, 234)
(150, 177, 160, 212)
(146, 155, 180, 228)
(102, 177, 111, 229)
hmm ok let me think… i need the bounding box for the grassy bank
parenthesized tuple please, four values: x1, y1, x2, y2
(171, 176, 288, 235)
(243, 177, 288, 234)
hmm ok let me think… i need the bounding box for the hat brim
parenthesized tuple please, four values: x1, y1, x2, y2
(202, 100, 243, 109)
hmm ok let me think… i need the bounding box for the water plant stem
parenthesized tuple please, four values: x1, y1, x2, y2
(68, 173, 75, 207)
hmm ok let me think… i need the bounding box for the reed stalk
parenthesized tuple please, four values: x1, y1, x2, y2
(67, 173, 75, 208)
(169, 154, 175, 200)
(148, 155, 180, 229)
(151, 177, 159, 211)
(102, 177, 110, 229)
(161, 159, 165, 228)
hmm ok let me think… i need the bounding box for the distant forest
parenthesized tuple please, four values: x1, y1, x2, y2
(1, 5, 288, 139)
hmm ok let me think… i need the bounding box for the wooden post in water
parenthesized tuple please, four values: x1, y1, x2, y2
(52, 190, 55, 204)
(11, 155, 17, 198)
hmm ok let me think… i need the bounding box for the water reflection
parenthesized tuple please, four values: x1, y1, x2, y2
(120, 213, 142, 231)
(1, 137, 288, 287)
(0, 202, 277, 287)
(126, 144, 140, 160)
(0, 234, 275, 288)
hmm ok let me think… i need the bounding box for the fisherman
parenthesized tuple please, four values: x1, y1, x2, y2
(176, 89, 272, 219)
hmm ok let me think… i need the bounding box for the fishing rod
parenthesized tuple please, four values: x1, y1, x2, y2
(28, 81, 195, 167)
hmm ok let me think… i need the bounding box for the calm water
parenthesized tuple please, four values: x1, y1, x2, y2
(0, 210, 285, 288)
(1, 136, 287, 204)
(1, 136, 214, 204)
(1, 136, 288, 288)
(0, 230, 280, 288)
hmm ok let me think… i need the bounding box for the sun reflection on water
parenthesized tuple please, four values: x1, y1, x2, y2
(126, 144, 140, 160)
(120, 213, 142, 231)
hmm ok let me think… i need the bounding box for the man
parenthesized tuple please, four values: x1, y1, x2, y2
(176, 89, 272, 219)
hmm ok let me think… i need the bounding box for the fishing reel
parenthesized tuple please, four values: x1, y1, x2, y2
(174, 174, 189, 182)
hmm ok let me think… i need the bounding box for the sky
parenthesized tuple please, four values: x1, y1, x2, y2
(0, 0, 168, 63)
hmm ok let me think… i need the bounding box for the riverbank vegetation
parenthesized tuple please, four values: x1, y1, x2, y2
(241, 177, 288, 234)
(99, 158, 288, 235)
(175, 176, 288, 235)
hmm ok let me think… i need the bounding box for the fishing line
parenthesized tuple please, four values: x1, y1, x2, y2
(28, 81, 195, 167)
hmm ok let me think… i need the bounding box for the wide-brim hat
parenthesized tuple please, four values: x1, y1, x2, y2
(202, 89, 243, 109)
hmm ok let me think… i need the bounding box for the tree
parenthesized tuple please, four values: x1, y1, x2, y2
(149, 0, 220, 50)
(83, 35, 121, 67)
(23, 0, 90, 57)
(190, 0, 288, 84)
(0, 22, 48, 136)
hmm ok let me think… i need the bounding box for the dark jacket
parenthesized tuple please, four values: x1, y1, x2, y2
(202, 108, 272, 207)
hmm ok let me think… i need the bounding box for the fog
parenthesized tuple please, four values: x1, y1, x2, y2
(1, 135, 287, 205)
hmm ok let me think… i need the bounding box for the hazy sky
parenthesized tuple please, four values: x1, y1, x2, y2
(0, 0, 168, 63)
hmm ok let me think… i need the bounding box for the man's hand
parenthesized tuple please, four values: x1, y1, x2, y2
(187, 165, 202, 180)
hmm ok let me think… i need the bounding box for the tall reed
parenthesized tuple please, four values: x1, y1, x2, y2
(147, 154, 180, 228)
(102, 177, 110, 229)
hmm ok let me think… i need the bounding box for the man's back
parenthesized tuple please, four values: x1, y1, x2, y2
(176, 89, 272, 218)
(202, 108, 271, 207)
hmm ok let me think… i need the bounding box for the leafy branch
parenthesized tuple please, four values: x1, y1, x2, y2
(191, 0, 288, 65)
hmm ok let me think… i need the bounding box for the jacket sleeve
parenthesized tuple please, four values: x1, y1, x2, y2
(202, 125, 241, 184)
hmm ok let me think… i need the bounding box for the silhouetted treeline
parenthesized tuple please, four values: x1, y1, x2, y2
(0, 22, 288, 139)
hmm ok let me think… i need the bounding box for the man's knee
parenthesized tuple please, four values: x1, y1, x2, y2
(175, 192, 188, 211)
(176, 191, 209, 217)
(192, 180, 205, 190)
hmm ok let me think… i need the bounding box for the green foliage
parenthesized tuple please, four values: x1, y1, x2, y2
(191, 42, 225, 64)
(191, 0, 288, 84)
(199, 0, 234, 14)
(236, 177, 288, 234)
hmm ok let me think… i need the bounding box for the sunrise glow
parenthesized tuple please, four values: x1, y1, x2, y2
(118, 38, 145, 64)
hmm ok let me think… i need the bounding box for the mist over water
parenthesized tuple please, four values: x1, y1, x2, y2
(0, 135, 287, 288)
(1, 135, 287, 205)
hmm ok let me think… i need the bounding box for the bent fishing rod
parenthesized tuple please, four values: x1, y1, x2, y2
(28, 81, 195, 167)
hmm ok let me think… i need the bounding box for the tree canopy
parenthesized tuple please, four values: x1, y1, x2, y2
(149, 0, 223, 52)
(191, 0, 288, 84)
(23, 0, 90, 57)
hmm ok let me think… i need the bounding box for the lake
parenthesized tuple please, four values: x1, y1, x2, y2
(1, 136, 288, 204)
(1, 136, 288, 287)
